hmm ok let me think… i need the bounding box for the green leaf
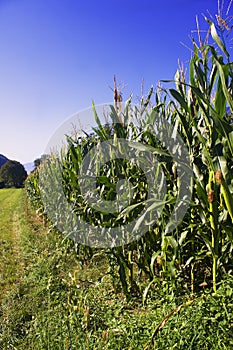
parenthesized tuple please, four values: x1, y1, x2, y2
(205, 18, 229, 58)
(92, 101, 108, 140)
(189, 58, 195, 86)
(117, 201, 145, 218)
(127, 141, 170, 157)
(142, 279, 155, 305)
(194, 62, 206, 90)
(145, 198, 175, 213)
(215, 75, 227, 119)
(214, 59, 233, 113)
(178, 230, 188, 246)
(169, 89, 189, 113)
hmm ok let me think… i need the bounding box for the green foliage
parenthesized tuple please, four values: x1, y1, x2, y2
(25, 11, 233, 300)
(166, 22, 233, 292)
(0, 160, 27, 188)
(25, 168, 43, 212)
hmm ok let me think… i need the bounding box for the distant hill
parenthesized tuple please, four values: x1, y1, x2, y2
(0, 154, 8, 168)
(0, 154, 35, 175)
(23, 162, 35, 174)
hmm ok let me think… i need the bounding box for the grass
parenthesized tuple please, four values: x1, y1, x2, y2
(0, 188, 25, 301)
(0, 188, 232, 349)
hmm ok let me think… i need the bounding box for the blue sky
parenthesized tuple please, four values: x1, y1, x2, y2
(0, 0, 229, 164)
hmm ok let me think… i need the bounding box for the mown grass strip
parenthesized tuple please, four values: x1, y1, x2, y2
(0, 188, 24, 301)
(0, 189, 233, 349)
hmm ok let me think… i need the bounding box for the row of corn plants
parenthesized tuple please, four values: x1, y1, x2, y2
(165, 15, 233, 293)
(26, 12, 233, 298)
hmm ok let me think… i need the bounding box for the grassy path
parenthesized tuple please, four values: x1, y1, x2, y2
(0, 189, 25, 301)
(0, 188, 79, 349)
(0, 189, 232, 349)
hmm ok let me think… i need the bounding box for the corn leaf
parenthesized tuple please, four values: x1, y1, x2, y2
(205, 18, 229, 58)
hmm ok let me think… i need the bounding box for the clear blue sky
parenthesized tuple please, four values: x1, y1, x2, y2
(0, 0, 229, 164)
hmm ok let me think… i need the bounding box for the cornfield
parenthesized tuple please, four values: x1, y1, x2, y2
(26, 11, 233, 299)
